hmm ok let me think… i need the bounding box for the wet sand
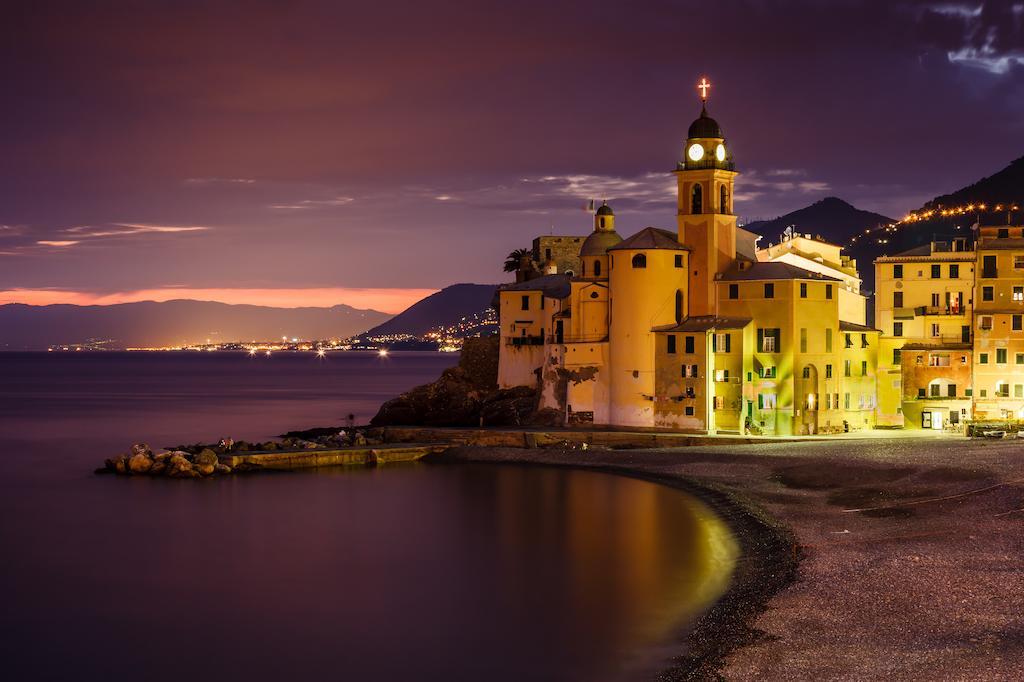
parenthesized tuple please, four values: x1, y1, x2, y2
(443, 437, 1024, 680)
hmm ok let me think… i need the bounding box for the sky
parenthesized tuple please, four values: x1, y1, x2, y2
(1, 0, 1022, 313)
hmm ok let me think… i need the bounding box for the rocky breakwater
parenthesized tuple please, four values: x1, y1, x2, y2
(97, 442, 232, 478)
(371, 336, 559, 427)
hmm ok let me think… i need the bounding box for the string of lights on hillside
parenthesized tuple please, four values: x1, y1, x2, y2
(847, 201, 1021, 247)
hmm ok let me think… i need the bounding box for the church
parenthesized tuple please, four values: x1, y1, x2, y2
(496, 80, 878, 436)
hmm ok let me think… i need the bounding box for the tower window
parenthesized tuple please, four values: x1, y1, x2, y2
(593, 260, 601, 277)
(720, 185, 728, 213)
(675, 290, 684, 324)
(674, 254, 683, 268)
(729, 284, 739, 299)
(691, 184, 703, 215)
(599, 217, 606, 228)
(521, 295, 530, 311)
(764, 283, 774, 298)
(893, 264, 903, 279)
(631, 254, 646, 269)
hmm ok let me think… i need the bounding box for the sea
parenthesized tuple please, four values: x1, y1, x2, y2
(0, 351, 734, 681)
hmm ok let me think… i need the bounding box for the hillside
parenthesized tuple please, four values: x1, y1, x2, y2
(744, 197, 895, 245)
(363, 283, 497, 337)
(923, 155, 1024, 211)
(0, 300, 391, 350)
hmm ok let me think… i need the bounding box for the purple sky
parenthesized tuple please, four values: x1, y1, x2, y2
(1, 1, 1022, 311)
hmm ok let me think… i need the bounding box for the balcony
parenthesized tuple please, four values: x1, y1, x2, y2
(506, 335, 545, 347)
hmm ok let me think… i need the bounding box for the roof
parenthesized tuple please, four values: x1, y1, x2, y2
(498, 273, 571, 299)
(977, 237, 1024, 251)
(608, 227, 689, 251)
(653, 316, 753, 333)
(688, 105, 723, 139)
(595, 201, 614, 216)
(718, 261, 841, 282)
(579, 229, 623, 256)
(839, 321, 880, 333)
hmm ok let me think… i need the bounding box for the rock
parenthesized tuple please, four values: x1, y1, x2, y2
(128, 453, 153, 474)
(167, 453, 193, 477)
(153, 451, 173, 463)
(297, 439, 320, 449)
(480, 386, 539, 426)
(214, 463, 232, 474)
(130, 443, 151, 457)
(196, 463, 215, 476)
(234, 441, 251, 452)
(261, 441, 279, 451)
(115, 457, 129, 475)
(150, 461, 167, 476)
(194, 448, 219, 467)
(353, 432, 368, 446)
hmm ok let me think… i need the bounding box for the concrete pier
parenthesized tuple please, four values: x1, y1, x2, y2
(218, 444, 447, 471)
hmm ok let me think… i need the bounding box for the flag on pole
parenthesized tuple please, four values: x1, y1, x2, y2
(583, 199, 594, 212)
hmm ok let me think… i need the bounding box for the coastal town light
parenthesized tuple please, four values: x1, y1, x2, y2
(378, 349, 389, 357)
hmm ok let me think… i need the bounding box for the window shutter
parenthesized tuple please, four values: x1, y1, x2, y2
(725, 334, 732, 352)
(712, 333, 717, 352)
(757, 394, 763, 409)
(757, 328, 764, 352)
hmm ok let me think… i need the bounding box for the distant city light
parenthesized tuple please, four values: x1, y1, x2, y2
(378, 349, 389, 357)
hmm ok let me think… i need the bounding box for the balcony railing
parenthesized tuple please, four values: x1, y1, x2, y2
(506, 335, 545, 347)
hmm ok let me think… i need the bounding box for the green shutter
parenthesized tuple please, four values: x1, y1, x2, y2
(757, 328, 764, 352)
(725, 333, 731, 352)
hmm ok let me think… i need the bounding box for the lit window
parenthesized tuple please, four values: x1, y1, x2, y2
(1015, 255, 1024, 269)
(1014, 287, 1024, 301)
(714, 369, 729, 382)
(980, 316, 993, 331)
(931, 323, 940, 337)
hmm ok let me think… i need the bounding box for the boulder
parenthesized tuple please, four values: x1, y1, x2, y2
(115, 457, 129, 475)
(480, 386, 539, 426)
(153, 451, 173, 463)
(194, 449, 219, 467)
(214, 463, 232, 474)
(167, 453, 193, 477)
(128, 453, 153, 474)
(195, 463, 215, 476)
(150, 461, 167, 476)
(130, 443, 151, 457)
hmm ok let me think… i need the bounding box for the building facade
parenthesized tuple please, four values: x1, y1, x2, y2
(496, 85, 879, 435)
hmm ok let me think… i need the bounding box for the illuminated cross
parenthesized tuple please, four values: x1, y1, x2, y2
(697, 77, 711, 102)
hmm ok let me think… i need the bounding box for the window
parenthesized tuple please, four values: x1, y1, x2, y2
(1017, 385, 1024, 399)
(844, 360, 851, 377)
(691, 184, 703, 214)
(675, 290, 684, 324)
(1015, 287, 1024, 301)
(844, 393, 851, 409)
(980, 353, 989, 364)
(861, 333, 869, 348)
(966, 388, 973, 397)
(521, 295, 530, 310)
(674, 254, 683, 268)
(996, 383, 1010, 397)
(764, 283, 774, 298)
(931, 323, 940, 337)
(930, 383, 941, 397)
(932, 293, 941, 307)
(826, 393, 832, 409)
(685, 335, 695, 353)
(685, 405, 695, 416)
(950, 264, 959, 278)
(845, 333, 852, 349)
(800, 283, 807, 298)
(758, 393, 777, 409)
(997, 348, 1008, 364)
(826, 328, 833, 352)
(712, 332, 731, 352)
(729, 283, 739, 299)
(593, 260, 601, 277)
(893, 322, 903, 337)
(825, 284, 833, 299)
(979, 389, 987, 397)
(1017, 353, 1024, 365)
(949, 384, 957, 398)
(893, 349, 901, 364)
(631, 254, 646, 268)
(802, 366, 811, 379)
(983, 286, 994, 301)
(980, 316, 993, 330)
(761, 366, 777, 379)
(929, 353, 950, 367)
(667, 335, 676, 354)
(931, 264, 941, 278)
(683, 364, 699, 378)
(800, 328, 807, 353)
(983, 255, 997, 277)
(893, 264, 903, 279)
(918, 388, 926, 398)
(758, 328, 779, 353)
(1014, 315, 1022, 331)
(861, 360, 867, 375)
(1016, 255, 1024, 269)
(714, 369, 729, 382)
(720, 185, 728, 213)
(893, 291, 903, 307)
(998, 228, 1010, 239)
(826, 363, 833, 378)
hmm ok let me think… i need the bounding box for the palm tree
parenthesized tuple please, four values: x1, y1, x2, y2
(503, 248, 532, 273)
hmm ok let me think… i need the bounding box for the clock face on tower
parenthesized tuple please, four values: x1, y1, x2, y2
(687, 143, 705, 162)
(715, 143, 726, 162)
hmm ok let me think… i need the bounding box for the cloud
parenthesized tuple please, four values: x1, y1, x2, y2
(65, 223, 211, 238)
(0, 286, 437, 313)
(36, 240, 80, 247)
(270, 196, 355, 210)
(920, 2, 1024, 74)
(184, 177, 257, 185)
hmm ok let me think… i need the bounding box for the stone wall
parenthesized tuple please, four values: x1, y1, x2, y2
(533, 235, 583, 275)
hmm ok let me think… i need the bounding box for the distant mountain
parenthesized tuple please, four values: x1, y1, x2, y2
(0, 300, 392, 350)
(363, 283, 497, 337)
(924, 155, 1024, 211)
(744, 197, 895, 245)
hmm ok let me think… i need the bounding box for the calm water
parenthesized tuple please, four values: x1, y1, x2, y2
(0, 352, 736, 681)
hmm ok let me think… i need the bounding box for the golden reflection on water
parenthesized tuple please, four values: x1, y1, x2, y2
(488, 465, 739, 657)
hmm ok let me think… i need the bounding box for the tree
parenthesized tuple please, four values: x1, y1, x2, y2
(503, 248, 532, 273)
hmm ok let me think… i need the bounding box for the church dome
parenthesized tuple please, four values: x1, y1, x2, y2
(595, 201, 614, 217)
(580, 229, 622, 256)
(688, 106, 723, 139)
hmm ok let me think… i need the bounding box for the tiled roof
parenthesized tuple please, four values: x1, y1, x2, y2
(839, 321, 880, 332)
(652, 316, 753, 332)
(608, 227, 689, 251)
(717, 261, 841, 282)
(498, 274, 571, 298)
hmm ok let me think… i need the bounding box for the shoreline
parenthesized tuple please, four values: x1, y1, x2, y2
(438, 446, 800, 680)
(436, 437, 1024, 680)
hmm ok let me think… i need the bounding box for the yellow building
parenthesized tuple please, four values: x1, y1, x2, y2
(497, 80, 879, 435)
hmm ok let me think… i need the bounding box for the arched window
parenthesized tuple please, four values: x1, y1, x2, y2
(593, 260, 601, 277)
(691, 184, 703, 215)
(631, 254, 646, 269)
(599, 217, 606, 228)
(675, 290, 684, 323)
(720, 185, 728, 213)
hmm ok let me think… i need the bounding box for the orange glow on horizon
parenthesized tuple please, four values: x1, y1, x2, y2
(0, 287, 439, 314)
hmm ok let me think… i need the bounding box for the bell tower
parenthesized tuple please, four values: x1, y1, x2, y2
(675, 77, 738, 317)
